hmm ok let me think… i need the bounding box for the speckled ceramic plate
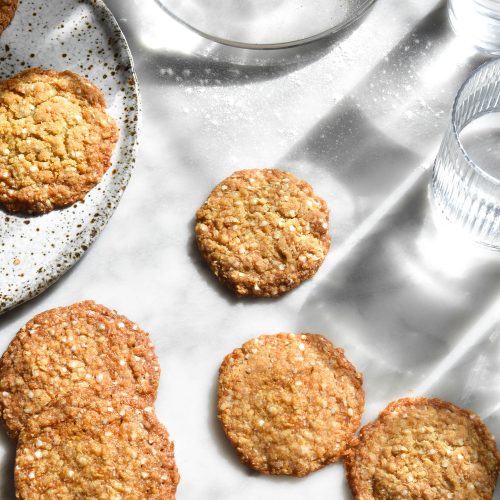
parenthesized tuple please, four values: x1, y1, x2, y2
(0, 0, 140, 314)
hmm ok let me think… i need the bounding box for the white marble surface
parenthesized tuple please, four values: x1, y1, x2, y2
(1, 0, 499, 498)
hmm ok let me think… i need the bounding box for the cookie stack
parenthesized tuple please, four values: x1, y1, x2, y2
(0, 301, 179, 499)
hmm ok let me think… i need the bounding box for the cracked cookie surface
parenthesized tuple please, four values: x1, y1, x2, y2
(195, 169, 330, 297)
(0, 0, 17, 35)
(218, 333, 364, 476)
(16, 392, 179, 499)
(0, 68, 118, 214)
(345, 398, 499, 499)
(0, 301, 160, 437)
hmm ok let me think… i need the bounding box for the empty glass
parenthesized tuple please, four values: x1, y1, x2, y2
(448, 0, 500, 55)
(155, 0, 376, 48)
(431, 58, 500, 249)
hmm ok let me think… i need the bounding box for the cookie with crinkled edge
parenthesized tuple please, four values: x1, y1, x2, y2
(0, 0, 17, 35)
(196, 169, 330, 297)
(0, 67, 118, 214)
(0, 300, 160, 437)
(345, 397, 499, 499)
(15, 391, 179, 499)
(218, 333, 364, 476)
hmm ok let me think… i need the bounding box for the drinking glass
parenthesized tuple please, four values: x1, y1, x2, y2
(431, 58, 500, 249)
(449, 0, 500, 55)
(155, 0, 376, 48)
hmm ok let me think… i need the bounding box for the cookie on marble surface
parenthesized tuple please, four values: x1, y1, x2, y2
(16, 391, 179, 499)
(0, 300, 160, 437)
(0, 0, 17, 35)
(195, 169, 330, 297)
(218, 333, 364, 476)
(345, 397, 499, 500)
(0, 68, 118, 214)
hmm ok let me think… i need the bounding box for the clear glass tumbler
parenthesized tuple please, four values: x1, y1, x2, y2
(155, 0, 376, 48)
(448, 0, 500, 55)
(431, 58, 500, 249)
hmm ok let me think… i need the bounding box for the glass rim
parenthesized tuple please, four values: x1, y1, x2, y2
(451, 57, 500, 187)
(154, 0, 377, 50)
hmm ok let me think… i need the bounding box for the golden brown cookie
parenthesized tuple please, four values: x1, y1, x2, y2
(0, 68, 118, 214)
(195, 169, 330, 297)
(0, 301, 160, 437)
(345, 398, 499, 499)
(15, 391, 179, 499)
(218, 333, 364, 476)
(0, 0, 17, 35)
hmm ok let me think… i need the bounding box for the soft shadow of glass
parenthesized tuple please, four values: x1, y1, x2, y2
(429, 323, 500, 434)
(278, 97, 423, 241)
(278, 8, 495, 414)
(296, 173, 500, 415)
(104, 0, 371, 87)
(278, 3, 486, 236)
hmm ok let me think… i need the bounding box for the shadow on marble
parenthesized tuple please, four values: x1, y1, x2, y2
(105, 0, 370, 88)
(134, 26, 362, 89)
(278, 3, 486, 212)
(0, 426, 15, 500)
(427, 324, 500, 432)
(278, 96, 423, 234)
(296, 174, 500, 407)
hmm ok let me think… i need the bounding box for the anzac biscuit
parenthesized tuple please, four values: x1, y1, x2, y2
(0, 0, 17, 35)
(345, 397, 499, 499)
(218, 333, 364, 476)
(16, 391, 179, 499)
(0, 68, 118, 214)
(0, 301, 160, 437)
(195, 169, 330, 297)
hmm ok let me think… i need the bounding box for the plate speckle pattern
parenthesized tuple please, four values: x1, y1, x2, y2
(0, 0, 140, 314)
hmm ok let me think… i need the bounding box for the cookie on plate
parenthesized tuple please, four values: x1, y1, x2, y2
(345, 397, 499, 499)
(218, 333, 364, 476)
(16, 391, 179, 499)
(0, 0, 17, 35)
(0, 300, 160, 437)
(195, 169, 330, 297)
(0, 68, 118, 214)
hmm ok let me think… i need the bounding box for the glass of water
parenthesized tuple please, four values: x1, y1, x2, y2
(431, 58, 500, 249)
(448, 0, 500, 54)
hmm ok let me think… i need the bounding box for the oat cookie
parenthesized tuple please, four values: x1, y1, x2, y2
(218, 333, 364, 476)
(196, 169, 330, 297)
(0, 301, 160, 437)
(0, 0, 17, 35)
(16, 392, 179, 499)
(0, 68, 118, 214)
(345, 397, 499, 499)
